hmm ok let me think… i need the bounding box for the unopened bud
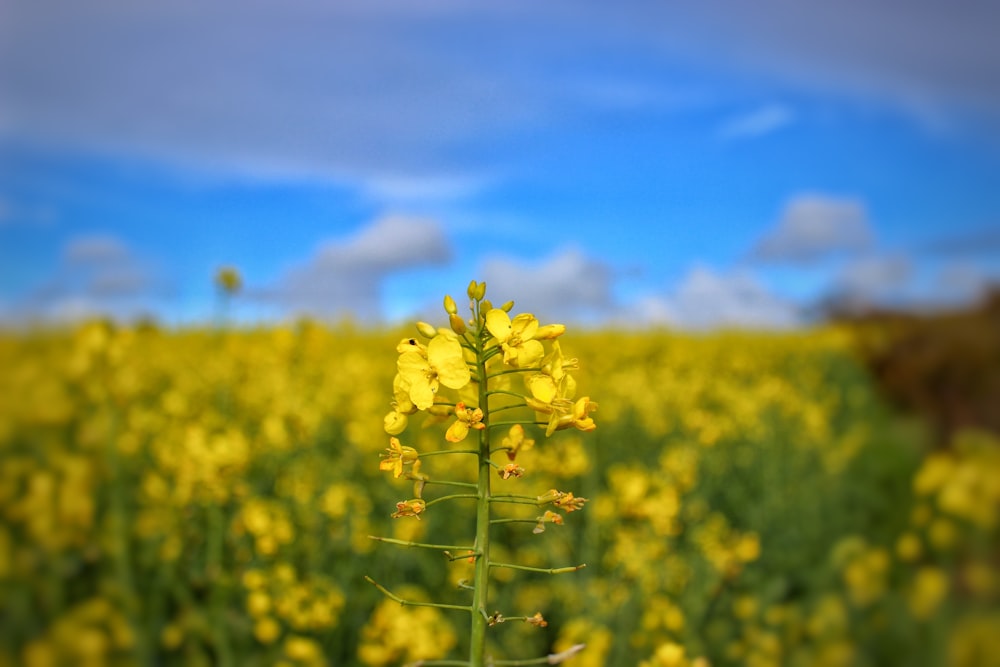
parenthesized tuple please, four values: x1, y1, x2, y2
(443, 294, 458, 315)
(534, 323, 566, 340)
(500, 300, 514, 312)
(449, 313, 467, 335)
(481, 299, 493, 313)
(467, 280, 485, 301)
(415, 321, 437, 339)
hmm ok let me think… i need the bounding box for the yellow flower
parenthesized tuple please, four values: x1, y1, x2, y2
(548, 396, 598, 436)
(379, 437, 418, 478)
(445, 402, 485, 442)
(397, 334, 471, 410)
(485, 309, 545, 368)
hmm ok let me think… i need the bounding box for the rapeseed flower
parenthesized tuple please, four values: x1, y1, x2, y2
(445, 402, 485, 443)
(397, 334, 470, 410)
(379, 437, 418, 478)
(485, 309, 545, 368)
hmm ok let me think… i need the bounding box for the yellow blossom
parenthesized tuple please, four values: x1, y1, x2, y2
(485, 309, 545, 368)
(379, 438, 418, 478)
(397, 334, 471, 410)
(445, 402, 485, 442)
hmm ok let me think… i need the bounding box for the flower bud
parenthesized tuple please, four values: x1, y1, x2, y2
(481, 299, 493, 313)
(467, 280, 485, 301)
(449, 313, 467, 335)
(500, 300, 514, 312)
(443, 294, 458, 315)
(534, 323, 566, 340)
(383, 410, 408, 435)
(415, 321, 437, 339)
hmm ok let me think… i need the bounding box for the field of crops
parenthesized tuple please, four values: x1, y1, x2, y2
(1, 317, 998, 666)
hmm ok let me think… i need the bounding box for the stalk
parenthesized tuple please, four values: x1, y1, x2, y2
(469, 302, 492, 666)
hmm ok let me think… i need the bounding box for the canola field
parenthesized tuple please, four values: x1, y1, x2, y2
(1, 321, 998, 666)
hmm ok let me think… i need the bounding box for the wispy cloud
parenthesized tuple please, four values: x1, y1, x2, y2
(751, 194, 873, 263)
(479, 247, 614, 323)
(717, 104, 795, 140)
(4, 234, 163, 323)
(634, 266, 801, 330)
(262, 215, 452, 320)
(5, 0, 997, 202)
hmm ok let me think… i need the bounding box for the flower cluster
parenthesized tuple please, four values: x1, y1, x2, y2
(369, 280, 597, 665)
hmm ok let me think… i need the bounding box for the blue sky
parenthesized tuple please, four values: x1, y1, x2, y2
(2, 1, 999, 328)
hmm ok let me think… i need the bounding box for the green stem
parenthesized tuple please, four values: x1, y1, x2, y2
(420, 449, 480, 457)
(425, 479, 479, 490)
(492, 645, 586, 665)
(488, 402, 530, 416)
(365, 577, 472, 613)
(470, 302, 492, 667)
(485, 389, 529, 400)
(490, 562, 586, 575)
(368, 535, 477, 552)
(424, 494, 479, 509)
(489, 420, 549, 429)
(486, 367, 542, 379)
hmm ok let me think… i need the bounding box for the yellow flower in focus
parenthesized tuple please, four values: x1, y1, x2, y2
(445, 402, 485, 442)
(379, 437, 418, 478)
(550, 396, 598, 436)
(397, 334, 471, 409)
(485, 309, 545, 368)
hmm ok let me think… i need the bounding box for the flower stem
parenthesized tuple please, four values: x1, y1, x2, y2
(424, 494, 479, 509)
(469, 302, 492, 667)
(367, 535, 477, 553)
(490, 562, 587, 575)
(364, 577, 472, 613)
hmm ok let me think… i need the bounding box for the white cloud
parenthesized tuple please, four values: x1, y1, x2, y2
(478, 247, 614, 323)
(632, 266, 801, 330)
(752, 194, 873, 263)
(265, 215, 452, 319)
(63, 235, 131, 264)
(718, 104, 795, 140)
(10, 234, 162, 322)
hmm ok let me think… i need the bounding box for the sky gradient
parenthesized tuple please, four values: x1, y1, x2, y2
(2, 1, 1000, 328)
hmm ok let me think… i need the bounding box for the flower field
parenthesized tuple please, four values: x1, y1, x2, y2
(1, 320, 998, 666)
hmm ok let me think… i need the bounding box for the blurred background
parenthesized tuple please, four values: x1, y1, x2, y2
(2, 2, 1000, 666)
(2, 1, 999, 327)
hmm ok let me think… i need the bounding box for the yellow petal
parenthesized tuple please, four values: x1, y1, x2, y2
(397, 350, 429, 382)
(429, 335, 471, 389)
(525, 373, 558, 403)
(445, 420, 470, 443)
(485, 309, 513, 342)
(510, 313, 539, 340)
(514, 339, 544, 368)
